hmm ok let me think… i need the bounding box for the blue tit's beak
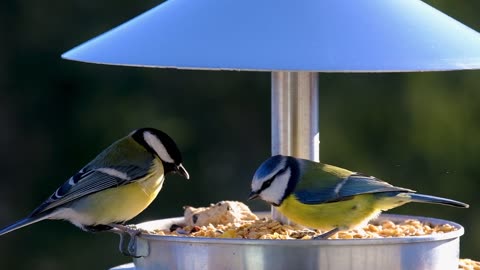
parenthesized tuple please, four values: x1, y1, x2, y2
(176, 163, 190, 180)
(248, 191, 260, 201)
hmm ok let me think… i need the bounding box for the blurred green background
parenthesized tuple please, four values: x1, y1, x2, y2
(1, 0, 479, 269)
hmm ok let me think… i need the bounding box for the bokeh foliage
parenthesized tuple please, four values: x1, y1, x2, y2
(0, 0, 479, 269)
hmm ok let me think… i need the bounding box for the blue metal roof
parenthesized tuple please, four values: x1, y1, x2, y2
(62, 0, 480, 72)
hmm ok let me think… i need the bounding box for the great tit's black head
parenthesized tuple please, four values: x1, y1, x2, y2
(131, 127, 189, 179)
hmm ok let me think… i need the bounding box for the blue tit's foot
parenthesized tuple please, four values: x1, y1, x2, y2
(289, 229, 317, 239)
(109, 224, 147, 257)
(312, 228, 340, 240)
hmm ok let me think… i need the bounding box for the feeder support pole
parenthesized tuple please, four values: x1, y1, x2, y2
(271, 71, 319, 222)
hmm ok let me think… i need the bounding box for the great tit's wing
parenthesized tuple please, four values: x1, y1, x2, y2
(29, 164, 151, 216)
(294, 161, 413, 204)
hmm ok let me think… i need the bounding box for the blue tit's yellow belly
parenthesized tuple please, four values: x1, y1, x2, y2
(277, 194, 382, 230)
(67, 160, 165, 225)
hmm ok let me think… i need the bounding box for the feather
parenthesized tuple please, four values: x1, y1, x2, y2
(0, 212, 53, 236)
(29, 165, 150, 216)
(293, 161, 412, 205)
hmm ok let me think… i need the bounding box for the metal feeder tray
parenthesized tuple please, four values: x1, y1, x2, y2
(114, 213, 464, 270)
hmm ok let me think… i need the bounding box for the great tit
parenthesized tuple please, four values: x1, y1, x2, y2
(249, 155, 468, 239)
(0, 128, 189, 248)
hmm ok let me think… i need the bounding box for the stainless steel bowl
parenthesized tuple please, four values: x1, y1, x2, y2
(116, 214, 464, 270)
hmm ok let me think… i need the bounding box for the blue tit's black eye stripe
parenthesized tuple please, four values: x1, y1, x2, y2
(259, 165, 289, 192)
(261, 179, 274, 191)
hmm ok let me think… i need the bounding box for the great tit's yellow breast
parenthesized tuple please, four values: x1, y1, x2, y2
(277, 194, 382, 230)
(69, 158, 165, 225)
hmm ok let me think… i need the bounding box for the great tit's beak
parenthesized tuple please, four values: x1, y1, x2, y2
(248, 191, 260, 201)
(176, 163, 190, 180)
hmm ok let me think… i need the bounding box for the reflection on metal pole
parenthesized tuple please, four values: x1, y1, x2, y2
(271, 71, 319, 223)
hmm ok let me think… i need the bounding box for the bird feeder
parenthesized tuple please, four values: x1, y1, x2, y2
(62, 0, 480, 269)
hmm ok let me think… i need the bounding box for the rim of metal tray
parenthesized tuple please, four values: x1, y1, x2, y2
(135, 213, 464, 246)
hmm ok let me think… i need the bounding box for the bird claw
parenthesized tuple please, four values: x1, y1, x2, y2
(109, 224, 148, 257)
(312, 228, 340, 240)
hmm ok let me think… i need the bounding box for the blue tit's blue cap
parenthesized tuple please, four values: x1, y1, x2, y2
(254, 155, 285, 179)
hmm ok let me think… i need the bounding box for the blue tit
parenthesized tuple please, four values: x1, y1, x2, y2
(249, 155, 468, 239)
(0, 128, 189, 241)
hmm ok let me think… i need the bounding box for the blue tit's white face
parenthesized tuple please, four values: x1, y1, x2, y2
(251, 155, 292, 206)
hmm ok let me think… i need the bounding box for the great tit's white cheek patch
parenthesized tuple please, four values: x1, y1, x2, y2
(144, 131, 174, 163)
(260, 168, 291, 205)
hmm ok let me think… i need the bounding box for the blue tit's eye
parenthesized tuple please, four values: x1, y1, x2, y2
(261, 179, 274, 191)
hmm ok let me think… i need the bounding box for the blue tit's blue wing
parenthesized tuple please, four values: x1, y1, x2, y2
(29, 164, 151, 216)
(337, 174, 414, 198)
(294, 162, 413, 205)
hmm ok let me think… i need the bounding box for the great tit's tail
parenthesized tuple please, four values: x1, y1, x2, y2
(0, 212, 52, 236)
(409, 193, 469, 208)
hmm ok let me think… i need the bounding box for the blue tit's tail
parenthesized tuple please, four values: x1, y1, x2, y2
(0, 212, 52, 236)
(409, 193, 469, 208)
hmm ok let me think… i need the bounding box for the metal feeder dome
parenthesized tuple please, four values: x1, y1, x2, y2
(61, 0, 480, 269)
(62, 0, 480, 71)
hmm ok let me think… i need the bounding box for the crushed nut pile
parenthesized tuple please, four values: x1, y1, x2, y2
(150, 201, 457, 240)
(152, 216, 457, 240)
(459, 258, 480, 270)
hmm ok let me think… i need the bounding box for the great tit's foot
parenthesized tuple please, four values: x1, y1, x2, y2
(108, 224, 146, 257)
(109, 223, 142, 232)
(312, 228, 340, 240)
(83, 224, 114, 233)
